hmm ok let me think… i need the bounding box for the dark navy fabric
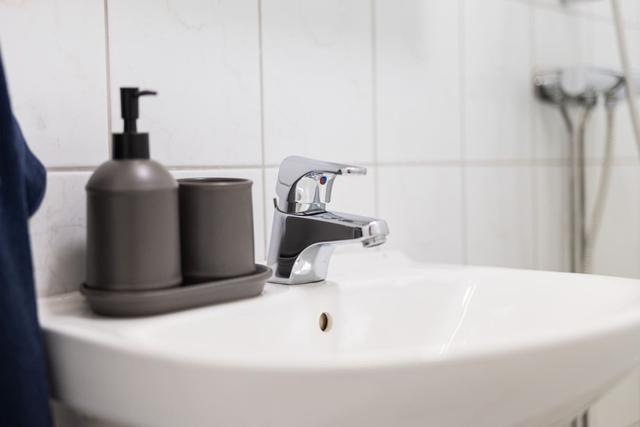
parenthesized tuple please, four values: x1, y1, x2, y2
(0, 53, 52, 426)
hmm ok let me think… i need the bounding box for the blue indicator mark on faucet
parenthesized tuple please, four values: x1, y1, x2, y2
(320, 176, 327, 185)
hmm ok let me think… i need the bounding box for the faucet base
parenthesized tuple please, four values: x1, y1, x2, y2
(267, 244, 335, 285)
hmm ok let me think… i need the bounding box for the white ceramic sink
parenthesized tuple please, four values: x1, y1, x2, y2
(40, 251, 640, 427)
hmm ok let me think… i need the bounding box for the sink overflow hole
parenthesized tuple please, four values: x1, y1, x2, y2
(319, 312, 332, 332)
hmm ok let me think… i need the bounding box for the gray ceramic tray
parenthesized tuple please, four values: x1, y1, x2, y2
(81, 264, 271, 317)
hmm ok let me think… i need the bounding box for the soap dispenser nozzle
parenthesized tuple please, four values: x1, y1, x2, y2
(120, 88, 157, 133)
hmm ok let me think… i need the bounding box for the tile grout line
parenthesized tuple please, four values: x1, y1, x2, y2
(257, 0, 268, 259)
(170, 164, 275, 170)
(102, 0, 113, 154)
(45, 158, 640, 174)
(459, 0, 468, 265)
(370, 0, 380, 218)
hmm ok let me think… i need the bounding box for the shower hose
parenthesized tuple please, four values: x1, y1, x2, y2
(583, 103, 616, 273)
(560, 98, 616, 274)
(567, 0, 640, 273)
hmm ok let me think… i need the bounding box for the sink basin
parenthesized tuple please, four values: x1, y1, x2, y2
(40, 251, 640, 427)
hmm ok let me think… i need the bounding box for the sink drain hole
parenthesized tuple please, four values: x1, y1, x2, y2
(319, 312, 332, 332)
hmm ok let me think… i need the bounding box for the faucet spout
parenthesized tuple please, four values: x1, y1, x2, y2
(267, 209, 389, 285)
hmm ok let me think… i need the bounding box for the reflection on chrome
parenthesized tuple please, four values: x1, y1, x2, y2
(267, 156, 390, 285)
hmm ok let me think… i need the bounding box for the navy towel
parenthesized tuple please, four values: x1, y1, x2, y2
(0, 53, 52, 426)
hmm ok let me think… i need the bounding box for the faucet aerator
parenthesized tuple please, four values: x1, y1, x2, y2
(363, 235, 386, 248)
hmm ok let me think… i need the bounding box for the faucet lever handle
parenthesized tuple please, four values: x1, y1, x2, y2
(276, 156, 366, 213)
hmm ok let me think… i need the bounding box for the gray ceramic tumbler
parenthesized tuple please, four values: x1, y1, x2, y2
(178, 178, 255, 284)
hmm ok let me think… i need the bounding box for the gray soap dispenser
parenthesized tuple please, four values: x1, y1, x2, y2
(85, 87, 181, 291)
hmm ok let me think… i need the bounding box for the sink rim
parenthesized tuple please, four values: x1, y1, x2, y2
(39, 261, 640, 372)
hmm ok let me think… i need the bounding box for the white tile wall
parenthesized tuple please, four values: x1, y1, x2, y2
(30, 172, 91, 296)
(376, 0, 461, 163)
(465, 165, 536, 268)
(464, 0, 533, 161)
(585, 163, 640, 278)
(261, 0, 374, 165)
(378, 165, 464, 263)
(534, 165, 571, 272)
(0, 0, 109, 167)
(107, 0, 262, 167)
(4, 0, 640, 424)
(586, 18, 640, 161)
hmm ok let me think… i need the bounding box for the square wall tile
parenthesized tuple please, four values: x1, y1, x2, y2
(376, 0, 461, 163)
(464, 0, 533, 161)
(108, 0, 261, 167)
(263, 165, 377, 254)
(0, 0, 109, 167)
(532, 104, 572, 160)
(466, 166, 536, 268)
(585, 164, 640, 278)
(261, 0, 374, 165)
(378, 165, 464, 264)
(31, 172, 91, 296)
(535, 165, 571, 272)
(585, 20, 640, 161)
(532, 7, 593, 74)
(172, 168, 266, 261)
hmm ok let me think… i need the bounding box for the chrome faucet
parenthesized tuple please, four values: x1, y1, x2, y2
(267, 156, 389, 285)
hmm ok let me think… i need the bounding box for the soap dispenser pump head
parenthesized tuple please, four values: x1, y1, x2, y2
(121, 88, 156, 132)
(112, 87, 157, 160)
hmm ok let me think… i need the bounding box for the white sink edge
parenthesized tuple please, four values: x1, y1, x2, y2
(39, 255, 640, 371)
